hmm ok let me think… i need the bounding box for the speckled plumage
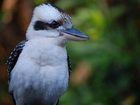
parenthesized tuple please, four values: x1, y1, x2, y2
(7, 40, 27, 81)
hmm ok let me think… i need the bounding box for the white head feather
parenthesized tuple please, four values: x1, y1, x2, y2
(33, 4, 62, 22)
(26, 3, 72, 41)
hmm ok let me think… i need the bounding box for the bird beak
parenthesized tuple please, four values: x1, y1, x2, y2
(60, 27, 89, 41)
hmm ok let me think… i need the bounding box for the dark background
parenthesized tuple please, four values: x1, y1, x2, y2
(0, 0, 140, 105)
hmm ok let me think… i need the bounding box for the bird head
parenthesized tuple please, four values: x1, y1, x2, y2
(26, 3, 89, 45)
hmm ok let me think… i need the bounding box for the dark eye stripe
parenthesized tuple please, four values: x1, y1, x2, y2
(34, 20, 61, 31)
(34, 21, 47, 30)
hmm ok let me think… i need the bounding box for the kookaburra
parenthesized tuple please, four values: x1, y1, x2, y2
(7, 3, 89, 105)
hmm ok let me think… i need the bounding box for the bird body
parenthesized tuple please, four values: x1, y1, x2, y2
(7, 3, 89, 105)
(9, 38, 69, 105)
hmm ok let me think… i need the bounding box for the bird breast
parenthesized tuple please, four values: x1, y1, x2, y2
(24, 39, 67, 66)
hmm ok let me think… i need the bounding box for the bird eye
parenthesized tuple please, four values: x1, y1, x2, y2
(50, 21, 61, 28)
